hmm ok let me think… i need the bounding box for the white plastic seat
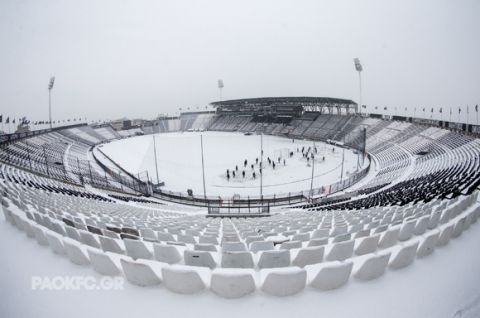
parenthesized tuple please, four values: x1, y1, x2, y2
(451, 217, 466, 238)
(32, 224, 49, 246)
(153, 244, 182, 264)
(161, 265, 206, 294)
(280, 240, 302, 250)
(249, 241, 274, 253)
(428, 211, 441, 229)
(355, 234, 380, 256)
(177, 234, 196, 244)
(222, 242, 247, 252)
(354, 252, 391, 281)
(417, 231, 440, 258)
(194, 243, 217, 252)
(157, 232, 175, 242)
(309, 261, 353, 290)
(436, 223, 455, 246)
(184, 250, 216, 269)
(21, 219, 35, 238)
(2, 208, 14, 224)
(325, 240, 354, 261)
(124, 239, 153, 260)
(120, 258, 161, 286)
(389, 241, 419, 270)
(87, 248, 122, 276)
(258, 250, 290, 269)
(79, 230, 101, 249)
(99, 236, 125, 254)
(261, 267, 307, 296)
(311, 228, 329, 239)
(221, 251, 254, 268)
(292, 232, 310, 242)
(45, 231, 65, 255)
(379, 227, 400, 248)
(414, 216, 430, 235)
(292, 246, 324, 267)
(211, 268, 256, 299)
(398, 221, 416, 241)
(65, 226, 81, 241)
(199, 235, 218, 245)
(245, 235, 264, 246)
(140, 228, 157, 241)
(307, 238, 329, 247)
(63, 239, 90, 265)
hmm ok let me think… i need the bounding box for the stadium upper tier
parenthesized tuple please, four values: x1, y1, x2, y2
(210, 96, 358, 116)
(1, 110, 480, 299)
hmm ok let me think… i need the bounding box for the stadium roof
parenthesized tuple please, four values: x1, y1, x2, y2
(210, 96, 357, 107)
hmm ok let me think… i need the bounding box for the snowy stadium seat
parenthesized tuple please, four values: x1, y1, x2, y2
(65, 226, 81, 241)
(153, 244, 182, 264)
(311, 228, 330, 239)
(398, 220, 416, 241)
(354, 252, 391, 281)
(261, 267, 307, 296)
(307, 237, 329, 247)
(325, 240, 354, 261)
(280, 240, 302, 250)
(32, 224, 49, 246)
(309, 261, 353, 291)
(211, 268, 256, 299)
(157, 232, 175, 242)
(417, 231, 440, 258)
(120, 258, 161, 286)
(436, 223, 455, 246)
(292, 246, 324, 267)
(452, 216, 467, 238)
(378, 226, 400, 248)
(99, 235, 124, 254)
(249, 241, 274, 253)
(354, 234, 380, 256)
(63, 238, 90, 266)
(79, 230, 101, 249)
(184, 250, 217, 269)
(161, 265, 207, 294)
(87, 248, 122, 276)
(245, 235, 264, 246)
(221, 251, 255, 268)
(124, 239, 153, 260)
(199, 235, 219, 245)
(221, 242, 247, 252)
(258, 250, 290, 269)
(389, 241, 419, 270)
(194, 243, 217, 252)
(45, 230, 66, 255)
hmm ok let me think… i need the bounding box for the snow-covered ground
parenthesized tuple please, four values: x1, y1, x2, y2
(100, 132, 363, 197)
(1, 207, 479, 318)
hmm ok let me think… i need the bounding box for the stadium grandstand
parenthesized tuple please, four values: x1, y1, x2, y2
(1, 96, 480, 306)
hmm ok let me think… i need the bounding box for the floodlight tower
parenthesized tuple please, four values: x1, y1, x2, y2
(48, 76, 55, 129)
(218, 79, 224, 101)
(353, 58, 363, 115)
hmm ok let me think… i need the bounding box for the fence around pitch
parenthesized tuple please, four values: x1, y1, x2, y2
(150, 160, 371, 208)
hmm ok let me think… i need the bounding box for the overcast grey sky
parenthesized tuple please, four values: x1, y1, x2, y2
(0, 0, 479, 123)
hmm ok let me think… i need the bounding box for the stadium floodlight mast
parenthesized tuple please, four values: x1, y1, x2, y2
(152, 134, 160, 185)
(48, 76, 55, 129)
(309, 141, 315, 199)
(200, 134, 207, 200)
(260, 127, 264, 200)
(353, 58, 363, 115)
(218, 79, 224, 101)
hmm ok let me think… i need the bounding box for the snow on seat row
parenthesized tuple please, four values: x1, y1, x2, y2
(1, 113, 480, 299)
